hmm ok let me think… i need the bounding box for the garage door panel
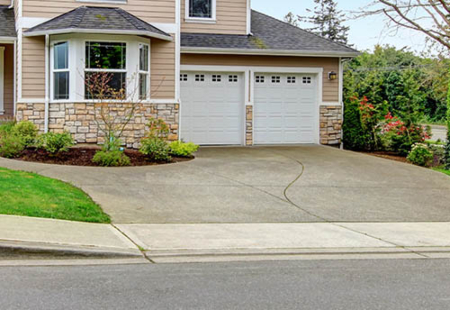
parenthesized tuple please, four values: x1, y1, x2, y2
(181, 72, 244, 145)
(254, 73, 317, 144)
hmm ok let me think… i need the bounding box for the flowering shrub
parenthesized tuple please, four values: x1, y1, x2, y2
(407, 144, 433, 167)
(380, 112, 431, 155)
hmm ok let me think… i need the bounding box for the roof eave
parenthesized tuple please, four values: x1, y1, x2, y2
(24, 28, 173, 41)
(181, 47, 360, 58)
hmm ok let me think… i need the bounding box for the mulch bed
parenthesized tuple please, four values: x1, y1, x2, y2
(15, 147, 193, 167)
(361, 151, 409, 164)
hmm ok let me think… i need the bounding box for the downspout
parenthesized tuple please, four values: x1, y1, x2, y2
(44, 34, 49, 133)
(8, 0, 13, 8)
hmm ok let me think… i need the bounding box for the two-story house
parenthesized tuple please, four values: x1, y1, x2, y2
(0, 0, 358, 147)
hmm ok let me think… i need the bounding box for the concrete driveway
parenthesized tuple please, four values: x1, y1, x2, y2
(1, 146, 450, 224)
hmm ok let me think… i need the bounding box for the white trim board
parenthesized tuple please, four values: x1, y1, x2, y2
(181, 65, 324, 74)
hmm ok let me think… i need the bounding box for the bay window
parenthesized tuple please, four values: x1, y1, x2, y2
(53, 42, 69, 100)
(50, 35, 151, 102)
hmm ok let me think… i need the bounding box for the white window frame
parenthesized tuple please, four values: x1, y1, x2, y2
(138, 43, 150, 100)
(185, 0, 216, 23)
(49, 34, 151, 103)
(50, 40, 70, 101)
(84, 40, 128, 100)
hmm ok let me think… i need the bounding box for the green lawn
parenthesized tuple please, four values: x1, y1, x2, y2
(0, 167, 110, 223)
(434, 168, 450, 177)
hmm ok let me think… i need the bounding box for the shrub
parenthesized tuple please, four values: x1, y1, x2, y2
(11, 121, 38, 147)
(169, 141, 199, 157)
(0, 132, 25, 158)
(92, 150, 131, 167)
(0, 121, 16, 135)
(140, 137, 171, 162)
(38, 132, 74, 154)
(407, 144, 434, 167)
(147, 117, 170, 139)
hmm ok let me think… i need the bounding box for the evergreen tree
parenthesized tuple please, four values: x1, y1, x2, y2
(298, 0, 350, 45)
(446, 69, 450, 170)
(284, 12, 298, 27)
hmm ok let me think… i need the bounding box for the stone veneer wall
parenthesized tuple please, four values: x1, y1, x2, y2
(17, 102, 179, 149)
(245, 105, 253, 146)
(320, 105, 343, 145)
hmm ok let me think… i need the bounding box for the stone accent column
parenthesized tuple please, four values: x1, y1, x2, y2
(246, 105, 253, 146)
(320, 105, 342, 145)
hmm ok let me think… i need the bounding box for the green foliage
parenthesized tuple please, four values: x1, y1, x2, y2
(407, 144, 434, 167)
(0, 121, 16, 135)
(11, 121, 38, 147)
(0, 132, 25, 158)
(140, 137, 171, 162)
(38, 132, 74, 154)
(169, 141, 199, 157)
(92, 150, 131, 167)
(147, 117, 170, 139)
(446, 66, 450, 170)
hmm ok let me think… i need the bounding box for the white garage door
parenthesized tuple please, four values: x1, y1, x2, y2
(254, 74, 317, 144)
(180, 72, 244, 145)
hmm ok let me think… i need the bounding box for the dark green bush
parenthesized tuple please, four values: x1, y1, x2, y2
(38, 132, 74, 154)
(0, 121, 16, 135)
(169, 141, 199, 157)
(140, 137, 171, 162)
(0, 132, 25, 158)
(11, 121, 38, 147)
(92, 150, 131, 167)
(407, 144, 434, 167)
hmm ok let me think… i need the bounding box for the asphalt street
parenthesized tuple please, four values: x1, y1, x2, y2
(2, 258, 450, 310)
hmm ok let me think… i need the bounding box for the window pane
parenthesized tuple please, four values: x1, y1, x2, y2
(139, 73, 148, 100)
(85, 42, 126, 69)
(85, 72, 126, 99)
(54, 42, 68, 70)
(189, 0, 212, 18)
(139, 45, 149, 71)
(54, 72, 69, 100)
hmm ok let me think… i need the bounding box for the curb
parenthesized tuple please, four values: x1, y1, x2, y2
(0, 240, 144, 259)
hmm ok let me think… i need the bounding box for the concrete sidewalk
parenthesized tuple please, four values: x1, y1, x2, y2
(3, 215, 450, 263)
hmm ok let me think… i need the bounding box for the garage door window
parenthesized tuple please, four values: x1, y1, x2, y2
(229, 75, 238, 82)
(212, 74, 222, 82)
(302, 77, 312, 84)
(287, 76, 296, 84)
(271, 76, 281, 83)
(255, 76, 265, 83)
(195, 74, 205, 82)
(180, 74, 188, 81)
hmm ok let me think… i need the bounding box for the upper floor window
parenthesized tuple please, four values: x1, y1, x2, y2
(187, 0, 216, 21)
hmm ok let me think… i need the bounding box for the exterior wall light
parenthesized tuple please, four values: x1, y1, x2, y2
(328, 71, 338, 80)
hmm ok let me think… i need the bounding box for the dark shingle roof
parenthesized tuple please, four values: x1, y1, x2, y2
(0, 6, 16, 38)
(181, 10, 358, 56)
(25, 6, 172, 41)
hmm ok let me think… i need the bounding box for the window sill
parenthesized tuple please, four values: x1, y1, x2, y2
(184, 17, 217, 24)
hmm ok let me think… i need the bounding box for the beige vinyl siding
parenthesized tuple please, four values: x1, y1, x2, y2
(22, 36, 45, 99)
(181, 0, 247, 35)
(151, 38, 176, 99)
(1, 44, 14, 116)
(22, 0, 176, 23)
(0, 0, 10, 5)
(181, 54, 340, 102)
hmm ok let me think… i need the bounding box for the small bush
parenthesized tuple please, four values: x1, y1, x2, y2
(11, 121, 38, 147)
(0, 132, 25, 158)
(92, 150, 131, 167)
(0, 121, 16, 135)
(140, 137, 171, 162)
(169, 141, 199, 157)
(407, 144, 434, 167)
(38, 132, 74, 154)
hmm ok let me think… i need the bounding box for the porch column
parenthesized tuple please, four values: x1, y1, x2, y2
(0, 46, 4, 115)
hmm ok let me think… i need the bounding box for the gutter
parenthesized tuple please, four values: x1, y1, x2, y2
(181, 47, 361, 58)
(44, 34, 49, 133)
